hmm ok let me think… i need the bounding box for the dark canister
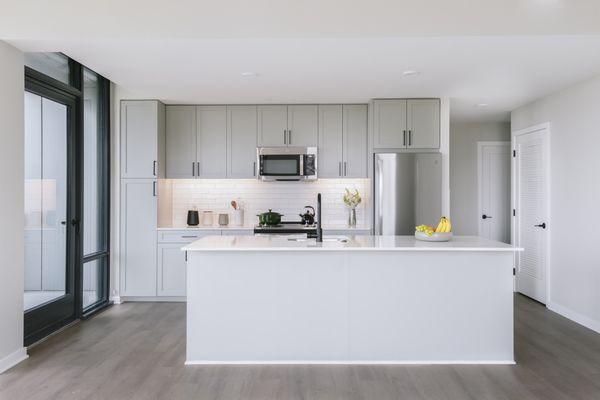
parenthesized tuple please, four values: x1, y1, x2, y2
(187, 210, 200, 226)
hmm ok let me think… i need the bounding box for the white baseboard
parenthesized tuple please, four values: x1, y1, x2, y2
(0, 347, 28, 374)
(110, 295, 121, 304)
(185, 360, 516, 365)
(548, 301, 600, 334)
(119, 296, 186, 303)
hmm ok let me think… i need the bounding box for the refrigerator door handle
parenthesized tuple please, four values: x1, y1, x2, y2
(374, 156, 384, 235)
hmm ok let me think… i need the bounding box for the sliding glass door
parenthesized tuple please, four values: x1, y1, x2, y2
(24, 86, 78, 345)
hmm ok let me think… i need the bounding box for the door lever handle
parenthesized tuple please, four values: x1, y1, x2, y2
(482, 214, 492, 219)
(534, 223, 546, 229)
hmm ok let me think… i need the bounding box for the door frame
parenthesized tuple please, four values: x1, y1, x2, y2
(511, 122, 551, 304)
(476, 141, 510, 239)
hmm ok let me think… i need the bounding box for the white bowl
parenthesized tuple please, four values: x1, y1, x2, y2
(415, 231, 453, 242)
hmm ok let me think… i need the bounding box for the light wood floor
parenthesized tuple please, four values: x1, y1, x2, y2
(1, 294, 600, 400)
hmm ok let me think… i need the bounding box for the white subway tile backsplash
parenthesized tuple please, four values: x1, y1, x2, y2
(164, 179, 371, 228)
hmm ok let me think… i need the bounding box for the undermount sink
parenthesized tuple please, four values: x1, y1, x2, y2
(287, 236, 349, 243)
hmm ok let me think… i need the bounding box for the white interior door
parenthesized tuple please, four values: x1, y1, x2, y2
(478, 142, 511, 243)
(514, 128, 549, 304)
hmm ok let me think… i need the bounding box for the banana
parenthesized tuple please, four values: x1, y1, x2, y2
(435, 218, 446, 233)
(445, 217, 452, 233)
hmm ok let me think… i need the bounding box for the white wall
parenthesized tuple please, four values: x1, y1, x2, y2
(0, 41, 27, 373)
(511, 74, 600, 333)
(450, 122, 511, 235)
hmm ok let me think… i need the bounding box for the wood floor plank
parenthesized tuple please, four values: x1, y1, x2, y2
(1, 295, 600, 400)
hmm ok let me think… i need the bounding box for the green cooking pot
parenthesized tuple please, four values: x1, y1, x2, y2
(257, 209, 283, 226)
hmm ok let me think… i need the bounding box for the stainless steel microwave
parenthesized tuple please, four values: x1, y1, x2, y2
(256, 147, 317, 181)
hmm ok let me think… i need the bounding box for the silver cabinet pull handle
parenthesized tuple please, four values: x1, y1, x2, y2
(182, 235, 198, 238)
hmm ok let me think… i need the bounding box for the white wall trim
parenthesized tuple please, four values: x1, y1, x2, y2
(476, 141, 510, 238)
(548, 301, 600, 335)
(511, 122, 552, 305)
(185, 360, 515, 365)
(110, 295, 121, 304)
(0, 347, 28, 374)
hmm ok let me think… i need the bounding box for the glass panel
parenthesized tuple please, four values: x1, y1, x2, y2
(262, 156, 300, 175)
(83, 258, 105, 309)
(24, 53, 70, 85)
(83, 68, 107, 255)
(24, 93, 68, 311)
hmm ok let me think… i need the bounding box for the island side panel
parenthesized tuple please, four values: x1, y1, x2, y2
(347, 251, 514, 363)
(186, 251, 349, 363)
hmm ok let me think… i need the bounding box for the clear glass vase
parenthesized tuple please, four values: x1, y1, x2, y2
(348, 207, 357, 228)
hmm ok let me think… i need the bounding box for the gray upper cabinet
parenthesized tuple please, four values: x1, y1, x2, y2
(121, 100, 165, 179)
(318, 104, 367, 178)
(197, 106, 227, 178)
(257, 105, 288, 146)
(227, 106, 258, 178)
(318, 105, 344, 178)
(120, 179, 157, 296)
(406, 99, 440, 149)
(287, 105, 318, 147)
(373, 100, 407, 149)
(343, 105, 368, 178)
(373, 99, 439, 149)
(166, 106, 196, 179)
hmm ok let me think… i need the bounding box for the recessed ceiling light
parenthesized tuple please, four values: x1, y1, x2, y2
(241, 72, 259, 78)
(402, 70, 420, 77)
(475, 103, 488, 107)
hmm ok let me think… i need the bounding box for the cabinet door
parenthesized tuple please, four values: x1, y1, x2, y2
(287, 105, 318, 147)
(343, 105, 368, 178)
(157, 243, 186, 296)
(257, 105, 287, 146)
(318, 105, 343, 178)
(121, 101, 158, 178)
(227, 106, 258, 178)
(166, 106, 196, 179)
(373, 100, 407, 149)
(120, 179, 157, 296)
(197, 106, 227, 178)
(407, 99, 440, 149)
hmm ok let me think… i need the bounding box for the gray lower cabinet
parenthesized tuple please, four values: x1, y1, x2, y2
(373, 99, 439, 150)
(318, 104, 367, 178)
(120, 179, 158, 296)
(166, 106, 196, 179)
(227, 106, 258, 178)
(197, 106, 227, 178)
(157, 243, 187, 296)
(121, 100, 165, 179)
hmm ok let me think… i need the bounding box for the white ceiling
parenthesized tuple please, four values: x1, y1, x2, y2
(4, 1, 600, 122)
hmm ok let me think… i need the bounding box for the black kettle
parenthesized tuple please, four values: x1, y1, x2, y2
(299, 206, 316, 226)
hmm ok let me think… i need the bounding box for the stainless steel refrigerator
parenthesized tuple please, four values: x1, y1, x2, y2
(374, 153, 442, 235)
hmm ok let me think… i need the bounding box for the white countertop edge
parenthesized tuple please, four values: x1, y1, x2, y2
(182, 246, 521, 252)
(158, 226, 372, 231)
(185, 360, 516, 365)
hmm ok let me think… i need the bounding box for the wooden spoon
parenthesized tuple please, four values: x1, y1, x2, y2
(231, 200, 237, 210)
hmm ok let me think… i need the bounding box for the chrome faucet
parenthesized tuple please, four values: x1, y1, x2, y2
(316, 193, 323, 242)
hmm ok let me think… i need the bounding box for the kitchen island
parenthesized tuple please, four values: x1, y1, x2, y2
(182, 235, 520, 365)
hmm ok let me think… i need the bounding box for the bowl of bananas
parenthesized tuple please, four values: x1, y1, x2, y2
(415, 217, 453, 242)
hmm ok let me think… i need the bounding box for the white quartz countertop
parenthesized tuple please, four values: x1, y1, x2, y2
(182, 235, 522, 252)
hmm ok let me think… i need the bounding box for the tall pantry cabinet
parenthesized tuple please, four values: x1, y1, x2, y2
(119, 100, 165, 297)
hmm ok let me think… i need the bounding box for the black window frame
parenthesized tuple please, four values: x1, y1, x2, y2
(23, 53, 111, 345)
